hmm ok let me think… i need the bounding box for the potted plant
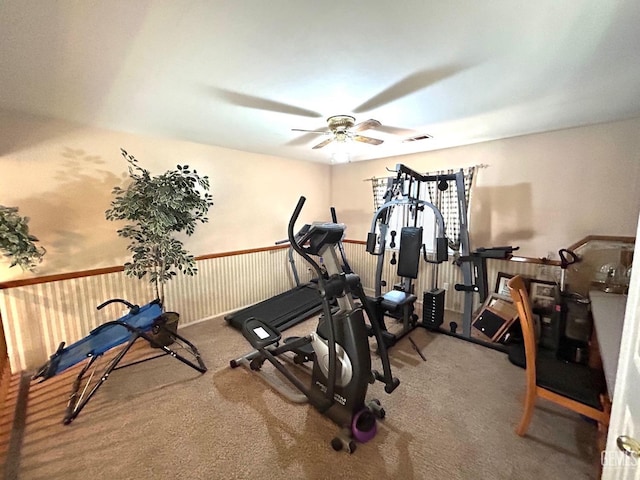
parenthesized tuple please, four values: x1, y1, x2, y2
(0, 205, 45, 271)
(105, 149, 213, 344)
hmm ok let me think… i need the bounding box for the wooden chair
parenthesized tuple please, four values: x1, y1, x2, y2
(507, 275, 609, 436)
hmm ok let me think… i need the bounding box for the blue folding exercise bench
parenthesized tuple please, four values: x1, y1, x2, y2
(32, 298, 207, 424)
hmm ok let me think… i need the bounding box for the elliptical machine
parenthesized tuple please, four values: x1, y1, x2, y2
(230, 196, 399, 453)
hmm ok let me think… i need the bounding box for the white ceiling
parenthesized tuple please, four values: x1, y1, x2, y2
(2, 1, 640, 164)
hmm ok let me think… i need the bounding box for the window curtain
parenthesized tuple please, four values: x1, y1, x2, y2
(370, 166, 477, 252)
(372, 177, 390, 212)
(424, 166, 476, 252)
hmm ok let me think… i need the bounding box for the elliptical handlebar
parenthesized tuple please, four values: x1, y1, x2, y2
(287, 197, 346, 282)
(288, 196, 306, 240)
(287, 196, 337, 409)
(287, 197, 323, 281)
(331, 207, 353, 274)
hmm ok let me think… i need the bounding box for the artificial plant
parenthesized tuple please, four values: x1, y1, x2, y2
(105, 149, 213, 305)
(0, 205, 46, 270)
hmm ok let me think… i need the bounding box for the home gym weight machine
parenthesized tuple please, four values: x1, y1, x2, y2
(367, 164, 514, 347)
(366, 165, 449, 346)
(367, 164, 469, 343)
(230, 197, 399, 453)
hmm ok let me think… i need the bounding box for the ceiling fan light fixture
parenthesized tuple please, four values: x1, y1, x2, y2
(292, 114, 385, 151)
(335, 131, 349, 143)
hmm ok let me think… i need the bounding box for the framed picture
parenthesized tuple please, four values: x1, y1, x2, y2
(529, 279, 557, 312)
(472, 293, 518, 342)
(494, 272, 514, 297)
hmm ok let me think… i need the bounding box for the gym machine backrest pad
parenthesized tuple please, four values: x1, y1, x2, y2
(397, 226, 423, 279)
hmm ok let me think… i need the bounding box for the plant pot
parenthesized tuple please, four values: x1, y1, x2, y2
(150, 312, 179, 347)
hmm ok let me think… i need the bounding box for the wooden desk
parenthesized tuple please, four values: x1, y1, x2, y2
(589, 290, 627, 396)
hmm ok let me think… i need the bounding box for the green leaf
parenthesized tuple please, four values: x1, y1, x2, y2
(105, 150, 214, 290)
(0, 205, 46, 271)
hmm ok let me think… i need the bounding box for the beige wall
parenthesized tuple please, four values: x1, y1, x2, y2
(2, 110, 640, 372)
(331, 117, 640, 258)
(2, 110, 639, 283)
(0, 110, 331, 282)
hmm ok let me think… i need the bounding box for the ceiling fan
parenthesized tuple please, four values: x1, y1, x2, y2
(291, 115, 384, 149)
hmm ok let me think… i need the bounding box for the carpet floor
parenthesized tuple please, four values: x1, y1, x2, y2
(1, 316, 601, 479)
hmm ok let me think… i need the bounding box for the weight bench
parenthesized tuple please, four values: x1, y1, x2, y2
(32, 298, 207, 424)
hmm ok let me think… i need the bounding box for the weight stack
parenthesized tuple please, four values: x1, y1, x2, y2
(422, 289, 445, 328)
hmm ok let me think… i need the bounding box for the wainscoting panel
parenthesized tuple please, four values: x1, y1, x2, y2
(342, 241, 559, 313)
(0, 273, 153, 373)
(0, 247, 309, 373)
(1, 242, 556, 374)
(163, 247, 310, 324)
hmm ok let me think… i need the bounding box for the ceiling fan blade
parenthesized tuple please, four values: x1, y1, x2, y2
(352, 119, 381, 133)
(209, 87, 323, 118)
(353, 65, 465, 113)
(375, 124, 418, 136)
(291, 128, 329, 134)
(353, 135, 383, 146)
(286, 132, 327, 147)
(312, 138, 335, 149)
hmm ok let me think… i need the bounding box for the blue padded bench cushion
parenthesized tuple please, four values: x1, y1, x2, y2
(34, 301, 163, 380)
(381, 290, 417, 311)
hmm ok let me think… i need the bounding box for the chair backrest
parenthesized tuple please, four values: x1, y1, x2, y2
(508, 275, 537, 385)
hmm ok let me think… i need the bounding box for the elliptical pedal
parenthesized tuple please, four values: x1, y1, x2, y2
(284, 337, 315, 364)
